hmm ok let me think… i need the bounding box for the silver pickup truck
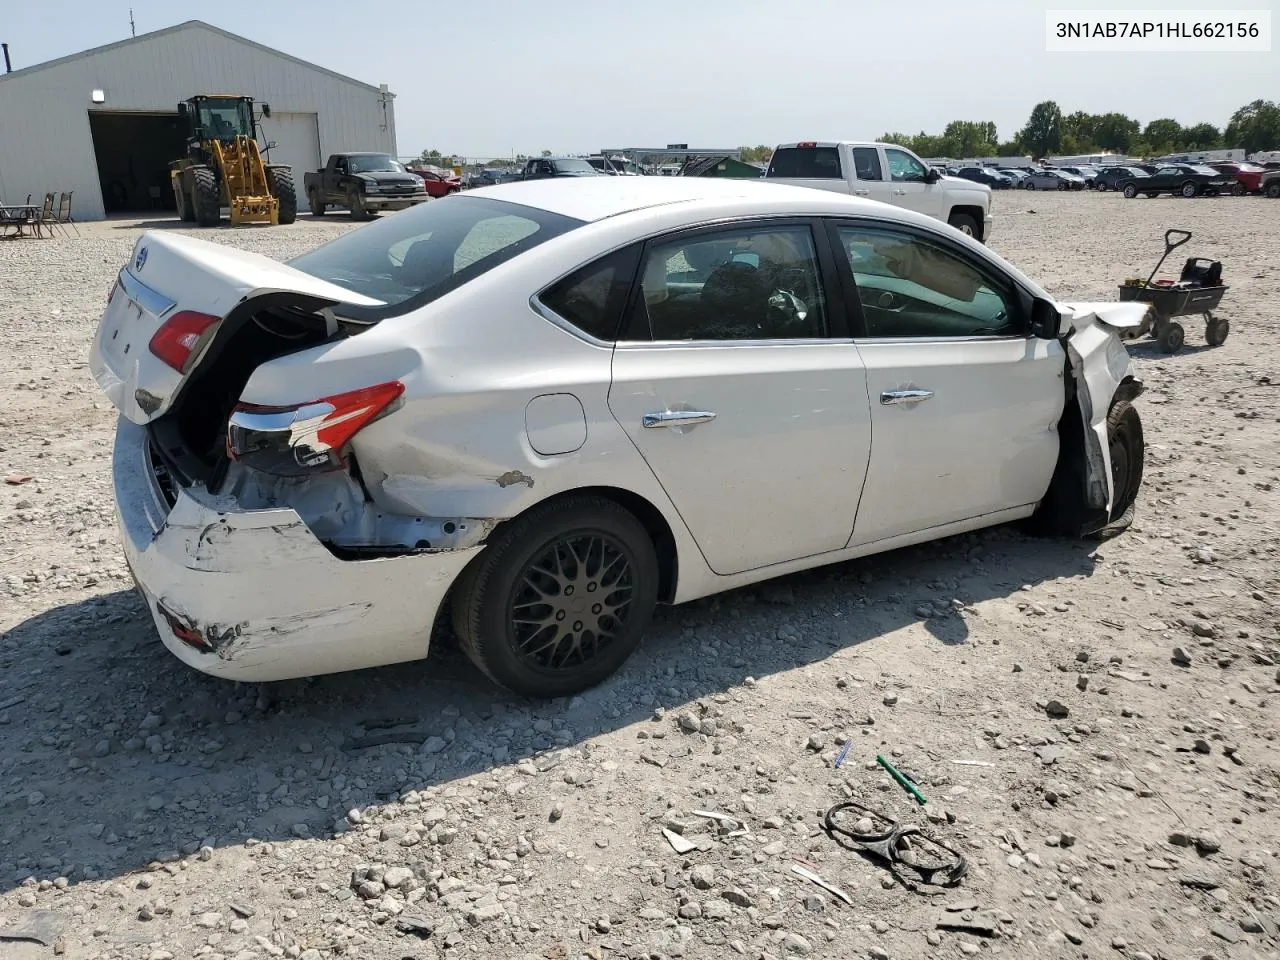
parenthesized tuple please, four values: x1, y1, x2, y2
(765, 141, 994, 243)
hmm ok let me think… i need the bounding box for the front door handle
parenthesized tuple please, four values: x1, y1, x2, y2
(853, 188, 871, 196)
(642, 410, 717, 429)
(892, 188, 906, 195)
(880, 389, 934, 405)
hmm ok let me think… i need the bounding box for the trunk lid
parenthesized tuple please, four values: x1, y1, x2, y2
(90, 231, 383, 425)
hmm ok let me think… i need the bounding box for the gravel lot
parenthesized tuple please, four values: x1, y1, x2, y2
(1, 192, 1278, 960)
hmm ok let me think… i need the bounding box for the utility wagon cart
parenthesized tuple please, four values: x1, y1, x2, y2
(1118, 229, 1228, 354)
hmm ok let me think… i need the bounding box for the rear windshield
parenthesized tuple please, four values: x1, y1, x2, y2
(289, 196, 583, 315)
(767, 147, 843, 179)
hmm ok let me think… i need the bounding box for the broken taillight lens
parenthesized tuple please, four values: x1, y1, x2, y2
(148, 311, 220, 373)
(226, 381, 405, 477)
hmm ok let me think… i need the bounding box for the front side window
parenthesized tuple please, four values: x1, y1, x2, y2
(630, 225, 829, 341)
(836, 226, 1021, 339)
(884, 148, 928, 183)
(289, 196, 582, 315)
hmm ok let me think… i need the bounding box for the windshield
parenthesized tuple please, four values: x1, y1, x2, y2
(1127, 168, 1149, 176)
(1190, 165, 1220, 176)
(552, 158, 598, 175)
(289, 196, 583, 315)
(196, 98, 253, 139)
(349, 154, 404, 174)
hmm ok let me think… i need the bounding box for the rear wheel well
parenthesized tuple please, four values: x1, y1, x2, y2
(487, 487, 679, 602)
(430, 486, 680, 650)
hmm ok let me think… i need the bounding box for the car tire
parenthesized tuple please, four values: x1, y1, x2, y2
(1057, 181, 1067, 191)
(1145, 192, 1159, 199)
(1105, 399, 1145, 529)
(308, 189, 325, 217)
(348, 188, 367, 220)
(1266, 181, 1280, 199)
(451, 496, 660, 698)
(947, 212, 980, 239)
(1180, 181, 1198, 198)
(1230, 182, 1246, 196)
(1123, 183, 1138, 198)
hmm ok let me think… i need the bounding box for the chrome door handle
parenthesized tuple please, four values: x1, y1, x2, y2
(642, 410, 717, 429)
(880, 389, 934, 405)
(853, 189, 871, 196)
(892, 189, 906, 195)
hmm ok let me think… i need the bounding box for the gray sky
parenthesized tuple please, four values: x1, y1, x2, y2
(4, 0, 1275, 157)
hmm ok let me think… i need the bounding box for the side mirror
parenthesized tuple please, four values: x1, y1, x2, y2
(924, 167, 941, 184)
(260, 103, 271, 118)
(1030, 298, 1063, 340)
(176, 102, 188, 119)
(265, 140, 278, 151)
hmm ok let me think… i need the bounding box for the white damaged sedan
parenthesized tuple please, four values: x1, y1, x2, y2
(91, 177, 1146, 697)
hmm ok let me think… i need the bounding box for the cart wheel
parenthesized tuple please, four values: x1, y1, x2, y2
(1206, 316, 1229, 346)
(1157, 321, 1185, 354)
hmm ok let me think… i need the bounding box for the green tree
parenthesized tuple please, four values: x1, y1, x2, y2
(1142, 119, 1182, 154)
(996, 140, 1024, 157)
(1061, 111, 1099, 151)
(418, 148, 444, 162)
(739, 144, 774, 164)
(1224, 100, 1280, 152)
(540, 149, 553, 157)
(1094, 113, 1140, 152)
(1178, 123, 1222, 150)
(940, 120, 999, 157)
(1018, 101, 1062, 158)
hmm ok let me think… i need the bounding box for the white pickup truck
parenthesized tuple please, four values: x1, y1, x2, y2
(765, 141, 994, 242)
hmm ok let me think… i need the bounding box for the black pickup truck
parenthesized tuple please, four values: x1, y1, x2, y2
(303, 153, 427, 218)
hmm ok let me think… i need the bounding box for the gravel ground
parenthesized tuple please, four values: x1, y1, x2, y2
(1, 193, 1278, 960)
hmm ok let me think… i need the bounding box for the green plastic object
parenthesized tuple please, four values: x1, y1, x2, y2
(877, 754, 928, 806)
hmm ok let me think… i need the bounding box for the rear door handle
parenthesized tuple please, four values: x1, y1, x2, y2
(643, 410, 717, 429)
(853, 188, 871, 196)
(892, 189, 906, 195)
(880, 389, 934, 405)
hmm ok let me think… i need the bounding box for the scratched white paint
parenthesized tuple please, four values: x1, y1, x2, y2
(0, 21, 396, 220)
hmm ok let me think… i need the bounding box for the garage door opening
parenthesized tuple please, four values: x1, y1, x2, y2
(88, 111, 186, 214)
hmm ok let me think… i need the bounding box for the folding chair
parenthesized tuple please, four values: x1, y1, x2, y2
(37, 193, 58, 238)
(55, 192, 78, 236)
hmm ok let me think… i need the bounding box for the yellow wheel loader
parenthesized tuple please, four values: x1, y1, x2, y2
(170, 95, 296, 227)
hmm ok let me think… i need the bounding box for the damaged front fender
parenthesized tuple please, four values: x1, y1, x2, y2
(1059, 302, 1147, 518)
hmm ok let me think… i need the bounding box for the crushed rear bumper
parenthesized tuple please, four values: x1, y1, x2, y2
(112, 417, 479, 682)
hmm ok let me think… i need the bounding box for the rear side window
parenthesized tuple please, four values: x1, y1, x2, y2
(851, 147, 882, 180)
(767, 147, 843, 179)
(539, 247, 640, 343)
(289, 196, 583, 317)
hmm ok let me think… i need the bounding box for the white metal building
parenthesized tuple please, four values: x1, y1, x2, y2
(0, 20, 397, 220)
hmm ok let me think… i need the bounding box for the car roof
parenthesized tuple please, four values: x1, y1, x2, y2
(460, 176, 925, 225)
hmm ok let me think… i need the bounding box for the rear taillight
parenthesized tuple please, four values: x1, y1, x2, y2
(227, 381, 405, 477)
(148, 311, 220, 373)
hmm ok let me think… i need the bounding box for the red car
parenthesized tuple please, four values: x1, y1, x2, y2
(409, 168, 463, 197)
(1209, 162, 1266, 194)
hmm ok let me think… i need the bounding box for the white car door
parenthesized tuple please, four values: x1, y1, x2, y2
(882, 147, 945, 219)
(827, 222, 1065, 546)
(607, 221, 873, 576)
